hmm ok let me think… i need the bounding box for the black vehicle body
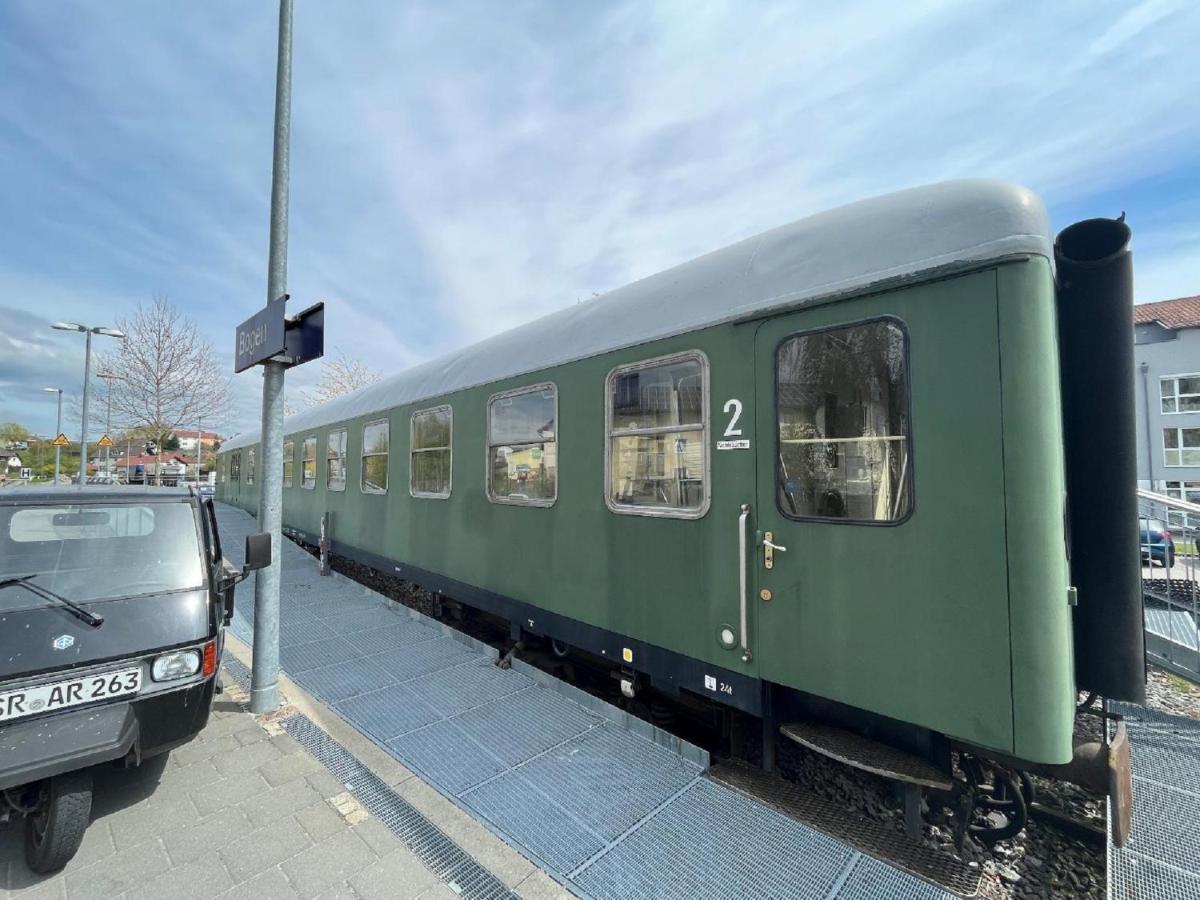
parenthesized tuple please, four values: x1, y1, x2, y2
(0, 486, 267, 873)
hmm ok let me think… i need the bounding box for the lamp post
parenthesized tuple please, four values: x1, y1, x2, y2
(99, 372, 119, 476)
(52, 323, 125, 484)
(43, 387, 63, 483)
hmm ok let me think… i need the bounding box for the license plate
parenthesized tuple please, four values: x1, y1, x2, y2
(0, 666, 142, 724)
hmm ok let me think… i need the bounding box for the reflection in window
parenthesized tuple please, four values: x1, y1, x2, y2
(283, 440, 294, 488)
(776, 320, 912, 522)
(302, 437, 317, 489)
(411, 406, 452, 498)
(607, 354, 706, 515)
(362, 420, 389, 494)
(327, 429, 347, 492)
(487, 386, 556, 505)
(1164, 427, 1200, 467)
(246, 448, 256, 485)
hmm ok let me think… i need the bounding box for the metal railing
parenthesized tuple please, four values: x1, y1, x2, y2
(1138, 489, 1200, 683)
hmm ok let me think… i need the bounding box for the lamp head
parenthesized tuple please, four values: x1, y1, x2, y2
(52, 322, 86, 333)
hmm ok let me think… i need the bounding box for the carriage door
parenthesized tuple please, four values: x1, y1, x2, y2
(751, 309, 917, 692)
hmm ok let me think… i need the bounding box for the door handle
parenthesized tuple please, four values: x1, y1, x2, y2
(738, 504, 752, 663)
(763, 532, 787, 570)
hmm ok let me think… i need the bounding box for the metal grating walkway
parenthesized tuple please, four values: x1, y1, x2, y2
(1108, 701, 1200, 900)
(217, 503, 959, 899)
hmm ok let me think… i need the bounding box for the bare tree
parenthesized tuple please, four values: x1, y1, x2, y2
(97, 295, 230, 483)
(302, 349, 383, 407)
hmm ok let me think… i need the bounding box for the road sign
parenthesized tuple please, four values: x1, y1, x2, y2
(234, 294, 288, 373)
(52, 433, 70, 447)
(281, 302, 324, 367)
(96, 434, 114, 448)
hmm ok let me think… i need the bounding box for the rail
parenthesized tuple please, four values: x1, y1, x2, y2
(1137, 488, 1200, 683)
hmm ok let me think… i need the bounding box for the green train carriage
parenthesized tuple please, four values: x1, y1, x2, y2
(218, 180, 1143, 841)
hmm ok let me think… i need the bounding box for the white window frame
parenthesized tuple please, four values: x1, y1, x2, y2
(604, 350, 710, 520)
(361, 419, 390, 495)
(1163, 426, 1200, 467)
(301, 436, 317, 489)
(246, 448, 256, 485)
(410, 405, 453, 499)
(486, 383, 558, 508)
(326, 429, 347, 492)
(283, 440, 294, 488)
(1160, 373, 1200, 415)
(231, 452, 241, 482)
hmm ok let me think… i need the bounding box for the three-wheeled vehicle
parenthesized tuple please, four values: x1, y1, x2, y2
(0, 486, 269, 873)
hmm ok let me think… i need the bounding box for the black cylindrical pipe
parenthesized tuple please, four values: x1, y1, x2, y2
(1055, 216, 1145, 703)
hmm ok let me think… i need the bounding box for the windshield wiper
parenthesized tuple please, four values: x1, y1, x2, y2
(0, 574, 104, 628)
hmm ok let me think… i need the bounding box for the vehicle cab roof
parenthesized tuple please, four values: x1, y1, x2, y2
(0, 485, 196, 506)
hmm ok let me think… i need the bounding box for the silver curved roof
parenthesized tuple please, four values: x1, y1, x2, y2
(223, 178, 1050, 451)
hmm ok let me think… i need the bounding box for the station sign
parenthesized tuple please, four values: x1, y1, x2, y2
(234, 295, 288, 373)
(233, 295, 324, 373)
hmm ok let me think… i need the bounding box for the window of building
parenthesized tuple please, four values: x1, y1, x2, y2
(1161, 374, 1200, 414)
(1165, 480, 1200, 504)
(302, 436, 317, 489)
(327, 429, 347, 492)
(411, 406, 452, 498)
(776, 319, 913, 523)
(606, 353, 707, 517)
(487, 385, 557, 505)
(361, 420, 389, 494)
(1164, 427, 1200, 467)
(246, 448, 256, 485)
(283, 440, 294, 488)
(231, 453, 241, 482)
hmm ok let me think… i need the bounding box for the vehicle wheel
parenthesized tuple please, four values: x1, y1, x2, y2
(24, 770, 93, 874)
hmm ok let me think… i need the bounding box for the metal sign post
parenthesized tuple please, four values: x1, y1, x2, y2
(240, 0, 324, 715)
(249, 0, 294, 716)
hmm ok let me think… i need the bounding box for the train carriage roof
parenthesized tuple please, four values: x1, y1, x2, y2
(223, 178, 1050, 451)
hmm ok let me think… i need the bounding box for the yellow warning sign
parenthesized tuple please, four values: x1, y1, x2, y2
(97, 434, 114, 448)
(52, 433, 70, 447)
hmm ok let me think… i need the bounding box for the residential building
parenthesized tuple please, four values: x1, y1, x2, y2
(175, 429, 224, 452)
(1133, 296, 1200, 511)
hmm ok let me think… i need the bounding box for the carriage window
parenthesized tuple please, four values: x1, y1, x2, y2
(231, 453, 240, 482)
(606, 353, 708, 517)
(283, 440, 294, 488)
(327, 429, 347, 492)
(411, 406, 452, 498)
(776, 319, 912, 523)
(487, 385, 556, 505)
(362, 420, 389, 494)
(246, 448, 256, 485)
(301, 437, 317, 489)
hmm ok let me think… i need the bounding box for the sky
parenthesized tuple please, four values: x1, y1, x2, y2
(1, 0, 1198, 439)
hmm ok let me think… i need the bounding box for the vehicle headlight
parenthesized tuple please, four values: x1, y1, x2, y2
(151, 650, 201, 681)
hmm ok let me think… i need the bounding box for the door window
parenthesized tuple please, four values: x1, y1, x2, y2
(775, 319, 912, 522)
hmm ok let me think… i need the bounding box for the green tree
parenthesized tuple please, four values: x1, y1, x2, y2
(0, 422, 31, 446)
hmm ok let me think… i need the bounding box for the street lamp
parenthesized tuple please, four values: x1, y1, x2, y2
(52, 322, 126, 484)
(43, 387, 63, 484)
(98, 371, 120, 476)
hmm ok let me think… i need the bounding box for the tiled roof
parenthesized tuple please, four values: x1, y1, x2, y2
(1134, 296, 1200, 329)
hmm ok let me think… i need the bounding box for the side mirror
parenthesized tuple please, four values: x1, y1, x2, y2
(243, 532, 271, 574)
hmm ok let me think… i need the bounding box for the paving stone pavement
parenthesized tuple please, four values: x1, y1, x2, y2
(0, 667, 571, 900)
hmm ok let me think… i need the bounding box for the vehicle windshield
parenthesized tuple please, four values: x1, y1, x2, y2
(0, 501, 203, 611)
